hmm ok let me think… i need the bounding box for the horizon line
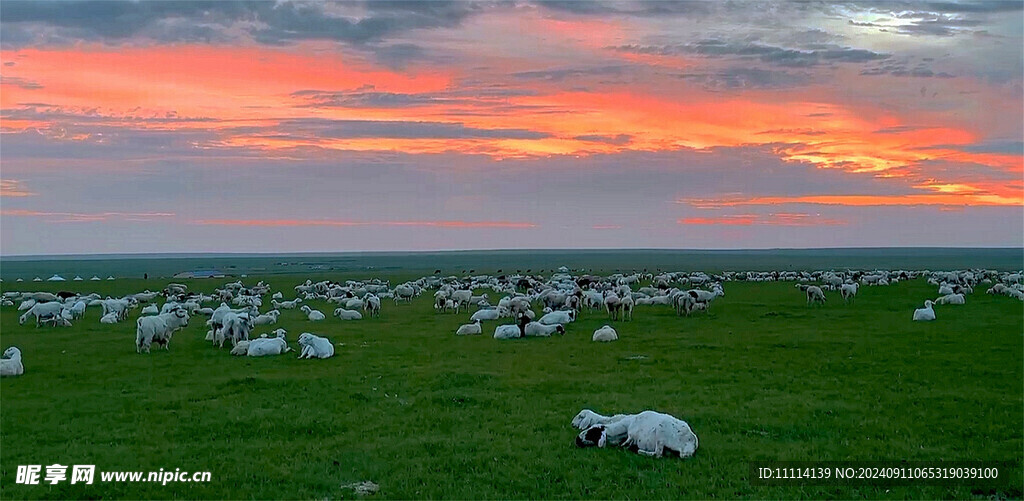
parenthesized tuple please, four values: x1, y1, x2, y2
(2, 246, 1022, 261)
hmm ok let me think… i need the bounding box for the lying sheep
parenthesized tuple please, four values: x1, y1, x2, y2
(230, 340, 250, 356)
(572, 409, 698, 458)
(297, 332, 334, 359)
(913, 300, 936, 321)
(539, 310, 575, 325)
(524, 322, 565, 337)
(300, 305, 326, 321)
(333, 308, 362, 320)
(592, 325, 618, 342)
(456, 319, 482, 335)
(247, 332, 291, 357)
(934, 293, 965, 305)
(1, 347, 24, 377)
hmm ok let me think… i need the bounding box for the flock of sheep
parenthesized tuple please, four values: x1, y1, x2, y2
(3, 266, 1022, 458)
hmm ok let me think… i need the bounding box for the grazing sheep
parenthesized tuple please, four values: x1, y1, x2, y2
(214, 312, 253, 348)
(592, 325, 618, 342)
(805, 286, 826, 306)
(456, 319, 482, 336)
(913, 300, 936, 321)
(934, 293, 965, 305)
(604, 292, 622, 320)
(523, 322, 565, 337)
(1, 347, 24, 377)
(840, 283, 858, 303)
(333, 308, 363, 320)
(300, 305, 326, 321)
(19, 301, 64, 327)
(573, 410, 698, 458)
(297, 332, 334, 359)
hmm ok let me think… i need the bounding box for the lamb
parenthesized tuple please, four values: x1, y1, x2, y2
(1, 347, 24, 377)
(805, 285, 826, 306)
(333, 308, 363, 320)
(573, 410, 698, 458)
(934, 293, 965, 305)
(100, 312, 120, 324)
(136, 307, 189, 353)
(539, 310, 575, 325)
(300, 305, 326, 321)
(141, 304, 159, 315)
(247, 332, 291, 356)
(592, 325, 618, 342)
(456, 319, 482, 335)
(840, 283, 858, 303)
(297, 332, 335, 359)
(523, 322, 565, 337)
(913, 300, 936, 321)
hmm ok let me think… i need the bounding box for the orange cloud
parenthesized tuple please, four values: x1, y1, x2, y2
(679, 213, 847, 226)
(680, 192, 1022, 208)
(0, 179, 36, 197)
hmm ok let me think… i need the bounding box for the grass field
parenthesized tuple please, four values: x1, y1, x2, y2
(1, 272, 1021, 499)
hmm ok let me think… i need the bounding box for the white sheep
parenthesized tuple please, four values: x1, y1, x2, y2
(141, 304, 159, 315)
(456, 319, 482, 336)
(230, 340, 250, 356)
(364, 295, 381, 318)
(592, 325, 618, 342)
(913, 300, 936, 321)
(297, 332, 334, 359)
(840, 283, 858, 303)
(470, 308, 502, 322)
(573, 410, 698, 458)
(523, 321, 565, 337)
(100, 312, 120, 324)
(247, 332, 291, 356)
(805, 285, 826, 306)
(136, 307, 190, 353)
(934, 293, 965, 305)
(539, 310, 575, 325)
(333, 308, 362, 320)
(1, 347, 25, 377)
(252, 310, 280, 326)
(300, 305, 326, 321)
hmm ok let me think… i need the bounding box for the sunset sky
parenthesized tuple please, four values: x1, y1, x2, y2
(1, 0, 1021, 254)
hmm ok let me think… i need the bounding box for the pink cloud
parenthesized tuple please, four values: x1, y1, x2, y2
(678, 213, 846, 226)
(192, 218, 538, 229)
(1, 209, 175, 222)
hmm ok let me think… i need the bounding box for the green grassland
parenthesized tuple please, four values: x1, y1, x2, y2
(0, 272, 1021, 499)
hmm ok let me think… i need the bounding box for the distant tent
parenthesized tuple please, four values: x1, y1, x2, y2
(73, 276, 83, 281)
(33, 277, 42, 281)
(90, 276, 101, 281)
(47, 274, 66, 281)
(106, 276, 115, 280)
(16, 278, 24, 282)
